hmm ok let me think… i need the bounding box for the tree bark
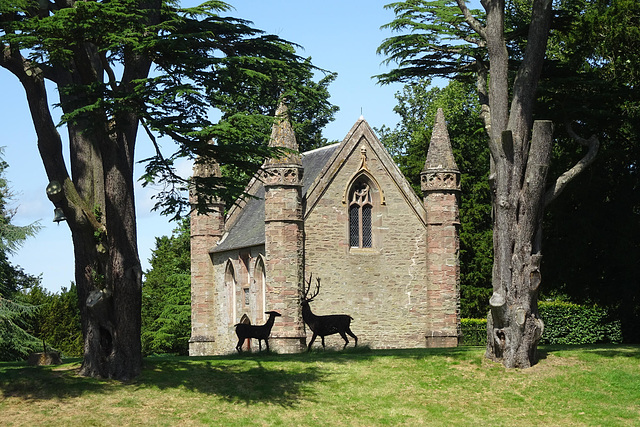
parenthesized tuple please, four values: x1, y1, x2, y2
(474, 0, 557, 369)
(486, 121, 553, 368)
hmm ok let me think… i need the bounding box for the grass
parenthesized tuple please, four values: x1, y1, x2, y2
(1, 345, 639, 426)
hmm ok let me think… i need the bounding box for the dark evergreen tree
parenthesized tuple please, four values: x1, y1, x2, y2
(141, 219, 190, 355)
(0, 148, 42, 361)
(538, 0, 640, 342)
(24, 283, 83, 357)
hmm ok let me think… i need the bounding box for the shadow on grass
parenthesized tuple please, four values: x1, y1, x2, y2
(298, 345, 483, 361)
(0, 359, 111, 400)
(137, 356, 325, 406)
(12, 345, 619, 404)
(541, 344, 640, 360)
(0, 355, 327, 407)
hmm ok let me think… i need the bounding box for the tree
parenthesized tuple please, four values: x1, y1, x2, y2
(0, 147, 42, 361)
(376, 79, 493, 317)
(141, 219, 190, 355)
(1, 1, 336, 379)
(378, 0, 600, 368)
(24, 283, 83, 357)
(0, 267, 41, 361)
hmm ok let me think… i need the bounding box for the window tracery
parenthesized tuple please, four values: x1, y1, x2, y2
(349, 179, 373, 248)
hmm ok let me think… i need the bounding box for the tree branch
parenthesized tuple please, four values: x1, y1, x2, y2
(544, 123, 599, 205)
(100, 51, 118, 92)
(475, 59, 491, 140)
(457, 0, 487, 40)
(1, 44, 104, 234)
(140, 118, 189, 185)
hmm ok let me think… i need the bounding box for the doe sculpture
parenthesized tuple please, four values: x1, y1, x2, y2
(234, 311, 281, 353)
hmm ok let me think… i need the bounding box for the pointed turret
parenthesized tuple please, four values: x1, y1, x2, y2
(422, 108, 460, 191)
(263, 100, 306, 353)
(421, 108, 461, 348)
(265, 101, 302, 166)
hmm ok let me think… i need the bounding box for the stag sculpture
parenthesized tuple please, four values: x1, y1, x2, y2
(301, 274, 358, 351)
(234, 311, 281, 353)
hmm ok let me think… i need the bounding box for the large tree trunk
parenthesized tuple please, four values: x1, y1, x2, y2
(485, 121, 553, 368)
(73, 122, 142, 380)
(479, 0, 554, 368)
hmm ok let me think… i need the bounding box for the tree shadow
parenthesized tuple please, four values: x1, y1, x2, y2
(137, 357, 325, 406)
(0, 361, 113, 400)
(589, 347, 640, 359)
(0, 355, 327, 407)
(540, 344, 640, 360)
(0, 345, 536, 404)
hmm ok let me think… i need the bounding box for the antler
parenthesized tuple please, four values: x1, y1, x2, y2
(303, 273, 321, 302)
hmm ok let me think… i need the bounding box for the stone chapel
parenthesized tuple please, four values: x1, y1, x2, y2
(189, 103, 461, 355)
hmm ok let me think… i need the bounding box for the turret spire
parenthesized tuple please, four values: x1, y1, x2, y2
(267, 100, 301, 165)
(423, 108, 458, 172)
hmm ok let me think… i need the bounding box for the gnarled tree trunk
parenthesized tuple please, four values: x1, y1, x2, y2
(473, 0, 554, 369)
(485, 122, 552, 368)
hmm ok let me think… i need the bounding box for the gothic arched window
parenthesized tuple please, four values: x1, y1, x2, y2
(349, 179, 373, 248)
(253, 256, 266, 323)
(225, 260, 237, 324)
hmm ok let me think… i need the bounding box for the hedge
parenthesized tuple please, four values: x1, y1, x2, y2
(460, 318, 487, 346)
(460, 301, 622, 346)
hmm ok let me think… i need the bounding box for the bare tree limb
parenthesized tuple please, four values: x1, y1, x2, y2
(457, 0, 487, 40)
(140, 118, 190, 186)
(100, 51, 119, 92)
(544, 123, 600, 205)
(475, 60, 491, 140)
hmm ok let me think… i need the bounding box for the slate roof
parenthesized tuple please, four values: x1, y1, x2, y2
(212, 143, 339, 253)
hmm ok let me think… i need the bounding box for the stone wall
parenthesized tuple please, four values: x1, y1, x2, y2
(304, 135, 431, 350)
(210, 246, 266, 354)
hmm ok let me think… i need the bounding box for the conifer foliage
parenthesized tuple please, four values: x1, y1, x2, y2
(0, 148, 42, 361)
(141, 219, 191, 355)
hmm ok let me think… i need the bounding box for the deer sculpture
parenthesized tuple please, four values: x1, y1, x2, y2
(234, 311, 281, 353)
(301, 274, 358, 351)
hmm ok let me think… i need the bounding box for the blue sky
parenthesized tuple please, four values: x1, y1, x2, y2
(1, 1, 408, 293)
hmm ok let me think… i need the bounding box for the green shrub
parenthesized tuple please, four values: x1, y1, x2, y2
(460, 318, 487, 346)
(460, 302, 623, 346)
(538, 301, 622, 345)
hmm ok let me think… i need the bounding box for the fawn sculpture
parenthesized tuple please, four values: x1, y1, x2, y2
(234, 311, 281, 353)
(301, 274, 358, 351)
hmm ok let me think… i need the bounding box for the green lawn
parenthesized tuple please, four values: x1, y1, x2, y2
(1, 346, 639, 426)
